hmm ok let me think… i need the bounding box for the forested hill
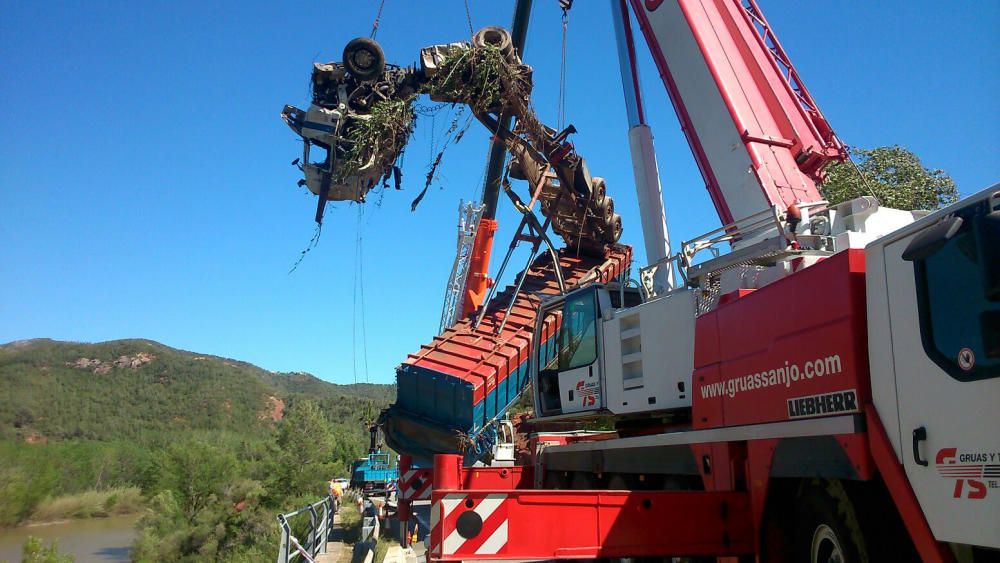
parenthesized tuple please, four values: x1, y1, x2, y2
(0, 338, 394, 442)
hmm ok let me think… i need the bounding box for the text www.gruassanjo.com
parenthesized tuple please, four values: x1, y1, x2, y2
(700, 355, 843, 399)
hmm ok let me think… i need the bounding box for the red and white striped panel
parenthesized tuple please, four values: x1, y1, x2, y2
(399, 468, 433, 501)
(430, 493, 509, 558)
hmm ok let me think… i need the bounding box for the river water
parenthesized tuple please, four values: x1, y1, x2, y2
(0, 515, 138, 563)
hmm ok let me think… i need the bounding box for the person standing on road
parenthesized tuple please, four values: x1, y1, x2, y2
(330, 479, 344, 511)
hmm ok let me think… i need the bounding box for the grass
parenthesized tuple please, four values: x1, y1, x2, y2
(373, 536, 399, 563)
(424, 45, 513, 114)
(28, 486, 143, 523)
(338, 500, 362, 544)
(340, 96, 416, 180)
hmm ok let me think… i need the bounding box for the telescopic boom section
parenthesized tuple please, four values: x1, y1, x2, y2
(630, 0, 847, 224)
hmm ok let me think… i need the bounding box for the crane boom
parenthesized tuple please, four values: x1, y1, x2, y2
(630, 0, 847, 225)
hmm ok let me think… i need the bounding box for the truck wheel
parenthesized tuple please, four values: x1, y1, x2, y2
(597, 195, 615, 224)
(472, 26, 514, 59)
(343, 37, 385, 81)
(590, 176, 607, 206)
(794, 482, 868, 563)
(605, 213, 623, 243)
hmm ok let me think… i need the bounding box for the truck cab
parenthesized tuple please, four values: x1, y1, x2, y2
(866, 185, 1000, 549)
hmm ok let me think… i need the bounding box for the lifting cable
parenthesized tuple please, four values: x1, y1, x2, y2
(557, 0, 572, 130)
(370, 0, 388, 39)
(352, 205, 371, 384)
(845, 145, 881, 205)
(464, 0, 475, 37)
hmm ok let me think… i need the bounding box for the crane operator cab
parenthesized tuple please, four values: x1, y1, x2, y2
(536, 287, 605, 416)
(533, 282, 694, 421)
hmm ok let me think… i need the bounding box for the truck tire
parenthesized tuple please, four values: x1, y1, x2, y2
(343, 37, 385, 81)
(605, 213, 623, 243)
(794, 481, 868, 563)
(590, 176, 607, 206)
(472, 26, 514, 59)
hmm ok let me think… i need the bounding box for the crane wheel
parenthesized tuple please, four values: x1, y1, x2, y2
(793, 481, 868, 563)
(343, 37, 385, 81)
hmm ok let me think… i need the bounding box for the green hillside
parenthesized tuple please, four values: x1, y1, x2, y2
(0, 338, 394, 442)
(0, 337, 396, 549)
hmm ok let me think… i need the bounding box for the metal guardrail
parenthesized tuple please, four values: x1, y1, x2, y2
(276, 496, 337, 563)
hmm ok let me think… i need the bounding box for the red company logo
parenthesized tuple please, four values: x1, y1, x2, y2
(935, 447, 1000, 500)
(576, 380, 598, 406)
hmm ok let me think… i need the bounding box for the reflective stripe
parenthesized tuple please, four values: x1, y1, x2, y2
(442, 528, 467, 555)
(441, 494, 508, 555)
(474, 520, 508, 555)
(400, 469, 433, 500)
(472, 494, 505, 521)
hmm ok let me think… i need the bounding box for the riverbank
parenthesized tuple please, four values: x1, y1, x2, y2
(12, 487, 143, 527)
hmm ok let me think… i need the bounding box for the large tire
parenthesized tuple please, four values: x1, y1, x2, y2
(794, 481, 868, 563)
(472, 26, 514, 59)
(343, 37, 385, 81)
(590, 176, 607, 207)
(599, 196, 615, 224)
(604, 213, 622, 243)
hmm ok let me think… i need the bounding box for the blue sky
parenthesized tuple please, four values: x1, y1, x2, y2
(2, 1, 997, 385)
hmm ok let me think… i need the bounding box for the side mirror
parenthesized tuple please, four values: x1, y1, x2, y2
(975, 212, 1000, 302)
(902, 216, 963, 262)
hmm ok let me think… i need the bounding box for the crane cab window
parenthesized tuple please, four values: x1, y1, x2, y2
(913, 217, 1000, 382)
(537, 289, 599, 415)
(557, 290, 599, 370)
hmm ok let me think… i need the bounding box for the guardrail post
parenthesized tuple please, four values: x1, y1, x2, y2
(307, 502, 319, 558)
(318, 499, 329, 555)
(325, 495, 335, 548)
(275, 496, 345, 561)
(276, 513, 291, 563)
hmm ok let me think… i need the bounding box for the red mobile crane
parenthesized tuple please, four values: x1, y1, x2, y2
(410, 1, 999, 562)
(278, 0, 998, 559)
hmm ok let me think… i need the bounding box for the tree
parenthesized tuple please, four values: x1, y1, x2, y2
(145, 441, 237, 522)
(820, 145, 959, 211)
(271, 400, 336, 499)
